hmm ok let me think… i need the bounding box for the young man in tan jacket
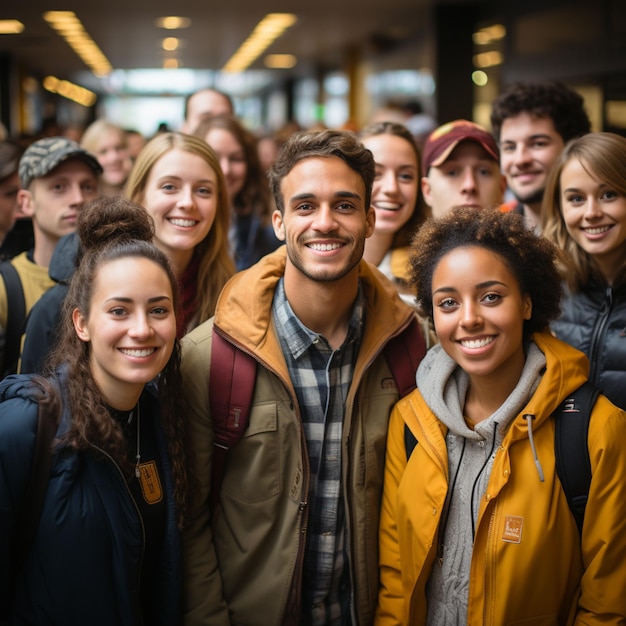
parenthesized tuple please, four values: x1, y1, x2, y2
(181, 129, 426, 626)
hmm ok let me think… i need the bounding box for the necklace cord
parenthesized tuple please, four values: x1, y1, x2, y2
(134, 404, 141, 478)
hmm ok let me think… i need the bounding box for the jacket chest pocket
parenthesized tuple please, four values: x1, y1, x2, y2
(221, 402, 281, 503)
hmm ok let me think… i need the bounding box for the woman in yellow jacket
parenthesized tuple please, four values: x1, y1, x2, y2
(376, 206, 626, 625)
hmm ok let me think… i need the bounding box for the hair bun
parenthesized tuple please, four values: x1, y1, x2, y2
(77, 196, 154, 252)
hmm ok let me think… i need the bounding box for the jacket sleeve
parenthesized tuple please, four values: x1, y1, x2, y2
(180, 327, 230, 626)
(19, 287, 64, 374)
(0, 396, 38, 616)
(375, 402, 410, 625)
(576, 395, 626, 623)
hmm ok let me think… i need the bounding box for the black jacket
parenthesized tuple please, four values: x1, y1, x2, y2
(19, 232, 78, 374)
(551, 279, 626, 410)
(0, 371, 182, 625)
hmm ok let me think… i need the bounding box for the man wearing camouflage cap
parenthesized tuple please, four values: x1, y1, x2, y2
(0, 136, 101, 376)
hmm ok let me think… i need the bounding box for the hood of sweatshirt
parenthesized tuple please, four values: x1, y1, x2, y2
(48, 231, 79, 283)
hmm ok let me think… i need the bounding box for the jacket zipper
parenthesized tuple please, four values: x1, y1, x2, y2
(482, 504, 497, 625)
(588, 286, 613, 384)
(90, 443, 146, 625)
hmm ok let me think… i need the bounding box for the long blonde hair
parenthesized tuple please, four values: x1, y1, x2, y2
(542, 132, 626, 290)
(125, 132, 234, 324)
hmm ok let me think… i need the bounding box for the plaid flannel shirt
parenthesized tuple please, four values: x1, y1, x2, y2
(273, 278, 364, 626)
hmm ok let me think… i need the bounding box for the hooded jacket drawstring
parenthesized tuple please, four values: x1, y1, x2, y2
(523, 413, 545, 482)
(469, 422, 499, 538)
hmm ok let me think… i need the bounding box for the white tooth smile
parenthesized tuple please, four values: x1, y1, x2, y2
(460, 337, 494, 349)
(308, 242, 342, 251)
(584, 226, 611, 235)
(374, 202, 401, 211)
(120, 348, 156, 357)
(169, 218, 196, 227)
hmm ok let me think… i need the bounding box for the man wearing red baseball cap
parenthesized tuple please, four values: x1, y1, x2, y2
(421, 119, 506, 218)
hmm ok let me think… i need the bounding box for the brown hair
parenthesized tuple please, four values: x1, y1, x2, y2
(46, 196, 191, 527)
(360, 120, 427, 248)
(193, 114, 274, 223)
(269, 128, 375, 215)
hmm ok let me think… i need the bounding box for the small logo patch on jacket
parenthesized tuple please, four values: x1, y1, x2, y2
(137, 461, 163, 504)
(381, 377, 398, 390)
(502, 515, 523, 543)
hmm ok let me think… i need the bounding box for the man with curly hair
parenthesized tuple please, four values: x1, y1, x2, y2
(491, 82, 591, 232)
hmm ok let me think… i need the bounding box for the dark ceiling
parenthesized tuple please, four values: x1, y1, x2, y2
(0, 0, 437, 83)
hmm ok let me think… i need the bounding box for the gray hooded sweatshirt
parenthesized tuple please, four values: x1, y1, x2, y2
(415, 341, 546, 625)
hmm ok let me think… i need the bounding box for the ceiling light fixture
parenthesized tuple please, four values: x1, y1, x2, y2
(162, 37, 180, 51)
(43, 11, 112, 76)
(473, 24, 506, 46)
(0, 20, 24, 34)
(264, 54, 297, 69)
(473, 50, 504, 68)
(156, 16, 191, 30)
(43, 75, 97, 107)
(223, 13, 297, 73)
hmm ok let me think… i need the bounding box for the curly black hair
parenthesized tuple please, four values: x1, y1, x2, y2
(409, 207, 563, 339)
(490, 82, 590, 144)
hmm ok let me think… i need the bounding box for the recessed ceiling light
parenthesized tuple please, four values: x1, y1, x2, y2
(43, 11, 112, 76)
(264, 54, 297, 69)
(473, 50, 503, 68)
(223, 13, 297, 73)
(0, 20, 24, 34)
(473, 24, 506, 45)
(162, 37, 180, 51)
(156, 16, 191, 30)
(43, 75, 97, 107)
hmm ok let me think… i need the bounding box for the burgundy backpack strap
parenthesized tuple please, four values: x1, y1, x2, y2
(209, 327, 257, 512)
(383, 316, 426, 397)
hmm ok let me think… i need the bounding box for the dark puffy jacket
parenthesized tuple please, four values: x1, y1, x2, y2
(551, 280, 626, 411)
(20, 232, 77, 374)
(0, 372, 182, 625)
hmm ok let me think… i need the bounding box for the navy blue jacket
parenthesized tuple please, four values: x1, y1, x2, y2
(20, 231, 78, 374)
(551, 279, 626, 411)
(0, 372, 182, 625)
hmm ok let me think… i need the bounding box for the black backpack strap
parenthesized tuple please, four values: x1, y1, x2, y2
(0, 261, 26, 377)
(209, 327, 257, 513)
(554, 381, 600, 535)
(12, 379, 58, 594)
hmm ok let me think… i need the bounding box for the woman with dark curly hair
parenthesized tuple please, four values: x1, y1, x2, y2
(543, 132, 626, 410)
(376, 207, 626, 625)
(0, 197, 190, 624)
